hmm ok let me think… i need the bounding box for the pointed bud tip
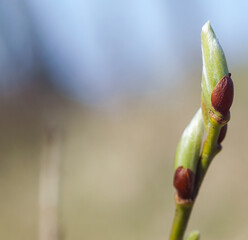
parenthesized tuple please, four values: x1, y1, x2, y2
(211, 75, 234, 115)
(202, 20, 211, 33)
(173, 166, 195, 199)
(201, 20, 216, 40)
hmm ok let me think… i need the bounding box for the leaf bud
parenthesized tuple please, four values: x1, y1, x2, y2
(174, 166, 195, 199)
(173, 109, 204, 199)
(174, 109, 204, 174)
(211, 75, 234, 115)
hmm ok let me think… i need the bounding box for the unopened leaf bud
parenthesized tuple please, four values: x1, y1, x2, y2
(174, 109, 204, 173)
(201, 21, 231, 128)
(173, 109, 204, 199)
(174, 166, 195, 199)
(211, 75, 234, 115)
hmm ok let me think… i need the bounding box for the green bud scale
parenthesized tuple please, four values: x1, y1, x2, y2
(174, 109, 204, 173)
(174, 109, 204, 199)
(201, 21, 231, 129)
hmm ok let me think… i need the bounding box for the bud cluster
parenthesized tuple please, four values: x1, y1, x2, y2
(173, 21, 234, 201)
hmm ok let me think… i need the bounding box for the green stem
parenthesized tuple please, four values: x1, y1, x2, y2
(169, 119, 222, 240)
(169, 197, 193, 240)
(193, 119, 221, 198)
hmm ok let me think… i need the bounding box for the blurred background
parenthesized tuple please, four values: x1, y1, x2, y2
(0, 1, 247, 240)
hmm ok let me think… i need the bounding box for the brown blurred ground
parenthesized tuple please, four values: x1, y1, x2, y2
(0, 68, 247, 240)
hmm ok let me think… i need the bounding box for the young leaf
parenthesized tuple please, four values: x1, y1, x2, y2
(201, 21, 232, 128)
(174, 109, 204, 199)
(174, 109, 204, 173)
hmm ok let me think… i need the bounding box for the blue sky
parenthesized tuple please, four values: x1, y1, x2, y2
(0, 1, 247, 104)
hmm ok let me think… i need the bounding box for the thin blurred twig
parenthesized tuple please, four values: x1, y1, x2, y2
(39, 127, 62, 240)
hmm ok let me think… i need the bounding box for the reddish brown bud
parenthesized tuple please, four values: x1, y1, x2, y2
(173, 166, 195, 199)
(218, 124, 227, 144)
(211, 75, 234, 115)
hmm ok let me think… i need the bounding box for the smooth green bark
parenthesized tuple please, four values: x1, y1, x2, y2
(169, 198, 193, 240)
(193, 116, 222, 198)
